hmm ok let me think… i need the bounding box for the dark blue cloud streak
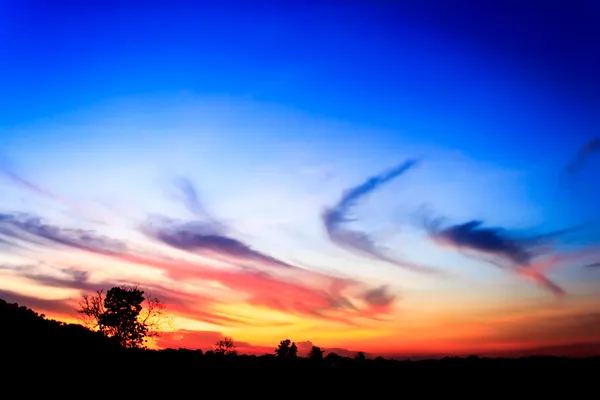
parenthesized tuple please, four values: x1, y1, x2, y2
(565, 137, 600, 174)
(421, 215, 576, 296)
(141, 216, 297, 270)
(0, 213, 126, 255)
(322, 159, 441, 274)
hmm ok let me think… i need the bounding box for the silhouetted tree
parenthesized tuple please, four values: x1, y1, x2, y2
(276, 339, 291, 357)
(99, 286, 145, 348)
(289, 342, 298, 358)
(325, 352, 342, 365)
(275, 339, 298, 358)
(77, 285, 169, 348)
(4, 297, 600, 385)
(355, 351, 366, 361)
(214, 336, 237, 355)
(309, 345, 324, 361)
(78, 289, 105, 328)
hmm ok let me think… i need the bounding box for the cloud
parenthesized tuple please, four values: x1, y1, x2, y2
(0, 213, 127, 255)
(426, 219, 535, 265)
(0, 155, 111, 224)
(107, 250, 360, 323)
(0, 212, 394, 325)
(295, 340, 315, 356)
(565, 137, 600, 174)
(129, 250, 392, 325)
(141, 216, 297, 270)
(173, 176, 208, 218)
(172, 177, 225, 230)
(0, 155, 60, 200)
(363, 285, 396, 313)
(10, 264, 89, 287)
(491, 310, 600, 347)
(421, 216, 570, 295)
(322, 159, 440, 274)
(584, 262, 600, 268)
(482, 341, 600, 359)
(0, 288, 74, 317)
(515, 262, 565, 297)
(154, 262, 367, 325)
(156, 177, 314, 270)
(157, 296, 254, 327)
(1, 263, 118, 294)
(0, 260, 250, 327)
(139, 216, 400, 323)
(159, 307, 600, 358)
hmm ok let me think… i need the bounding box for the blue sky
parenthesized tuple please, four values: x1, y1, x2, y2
(1, 1, 599, 355)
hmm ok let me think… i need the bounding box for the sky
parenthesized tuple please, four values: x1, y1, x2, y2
(1, 0, 600, 358)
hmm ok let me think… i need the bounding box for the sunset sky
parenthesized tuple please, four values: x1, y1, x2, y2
(1, 0, 600, 358)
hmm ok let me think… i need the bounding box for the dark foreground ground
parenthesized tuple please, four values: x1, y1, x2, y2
(1, 298, 597, 394)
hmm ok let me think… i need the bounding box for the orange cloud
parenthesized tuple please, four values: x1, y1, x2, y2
(94, 247, 391, 325)
(0, 288, 75, 319)
(0, 212, 395, 328)
(515, 256, 565, 296)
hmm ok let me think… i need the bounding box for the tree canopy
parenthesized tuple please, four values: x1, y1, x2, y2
(275, 339, 298, 358)
(214, 337, 237, 356)
(77, 285, 169, 348)
(309, 345, 324, 360)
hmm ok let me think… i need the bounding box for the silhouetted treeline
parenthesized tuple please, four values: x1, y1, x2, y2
(2, 298, 598, 391)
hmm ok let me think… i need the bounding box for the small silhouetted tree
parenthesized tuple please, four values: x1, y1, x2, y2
(289, 342, 298, 358)
(276, 339, 291, 357)
(325, 352, 342, 366)
(77, 285, 169, 348)
(355, 351, 366, 361)
(309, 346, 324, 361)
(214, 337, 237, 356)
(275, 339, 298, 358)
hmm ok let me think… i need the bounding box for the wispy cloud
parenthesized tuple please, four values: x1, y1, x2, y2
(3, 264, 89, 288)
(0, 288, 75, 316)
(141, 215, 298, 270)
(0, 211, 394, 325)
(117, 250, 378, 326)
(585, 262, 600, 268)
(486, 308, 600, 349)
(565, 137, 600, 174)
(0, 213, 127, 255)
(0, 263, 117, 293)
(420, 215, 573, 296)
(0, 154, 114, 224)
(425, 219, 535, 265)
(172, 177, 225, 229)
(362, 285, 396, 314)
(0, 155, 60, 200)
(322, 159, 441, 274)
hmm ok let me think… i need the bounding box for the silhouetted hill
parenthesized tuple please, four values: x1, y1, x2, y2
(0, 299, 126, 370)
(1, 298, 598, 392)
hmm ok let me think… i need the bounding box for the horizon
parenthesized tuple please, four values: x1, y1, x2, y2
(5, 296, 600, 361)
(1, 0, 600, 359)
